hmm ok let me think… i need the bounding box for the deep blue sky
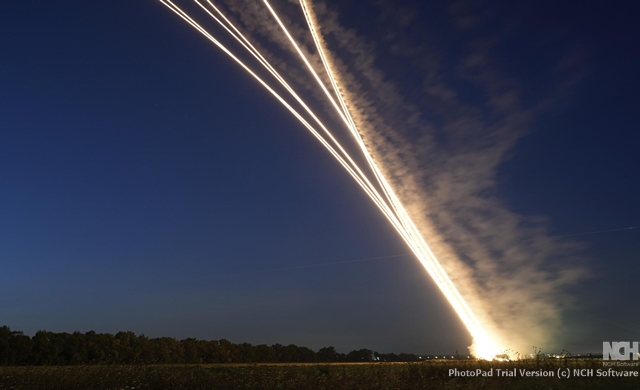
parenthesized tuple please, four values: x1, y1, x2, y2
(1, 0, 638, 355)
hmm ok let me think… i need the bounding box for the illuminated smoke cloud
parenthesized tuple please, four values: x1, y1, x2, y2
(156, 0, 588, 357)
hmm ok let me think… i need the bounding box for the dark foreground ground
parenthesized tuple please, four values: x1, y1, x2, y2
(0, 360, 637, 389)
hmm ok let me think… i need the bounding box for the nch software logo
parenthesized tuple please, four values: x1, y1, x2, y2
(603, 342, 639, 360)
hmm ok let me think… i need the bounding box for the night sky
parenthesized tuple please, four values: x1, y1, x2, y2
(1, 0, 638, 355)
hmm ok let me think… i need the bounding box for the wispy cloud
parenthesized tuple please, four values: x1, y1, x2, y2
(221, 0, 589, 355)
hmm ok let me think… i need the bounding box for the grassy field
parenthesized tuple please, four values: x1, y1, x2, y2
(0, 360, 637, 389)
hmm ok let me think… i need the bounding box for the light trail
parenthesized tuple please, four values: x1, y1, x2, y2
(266, 0, 500, 358)
(158, 0, 425, 251)
(157, 1, 388, 216)
(156, 0, 501, 358)
(194, 0, 400, 223)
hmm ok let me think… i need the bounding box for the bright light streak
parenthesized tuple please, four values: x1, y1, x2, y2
(266, 0, 500, 358)
(158, 0, 420, 251)
(157, 1, 388, 218)
(156, 0, 502, 358)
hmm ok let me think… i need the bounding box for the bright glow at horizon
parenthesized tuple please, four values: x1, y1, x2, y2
(157, 0, 502, 359)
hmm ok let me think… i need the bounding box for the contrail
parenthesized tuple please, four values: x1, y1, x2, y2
(222, 222, 640, 274)
(158, 254, 413, 288)
(548, 226, 639, 239)
(516, 226, 640, 243)
(156, 0, 501, 358)
(212, 254, 414, 280)
(262, 225, 637, 276)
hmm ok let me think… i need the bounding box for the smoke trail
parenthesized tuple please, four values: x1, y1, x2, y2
(295, 0, 589, 355)
(156, 0, 458, 279)
(216, 0, 589, 355)
(269, 0, 501, 356)
(157, 0, 500, 356)
(156, 0, 589, 357)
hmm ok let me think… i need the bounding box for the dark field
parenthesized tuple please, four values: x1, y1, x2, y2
(1, 360, 638, 390)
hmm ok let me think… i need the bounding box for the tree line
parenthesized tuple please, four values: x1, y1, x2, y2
(0, 326, 420, 365)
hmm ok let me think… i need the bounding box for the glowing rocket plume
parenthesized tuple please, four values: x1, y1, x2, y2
(156, 0, 502, 358)
(289, 0, 499, 359)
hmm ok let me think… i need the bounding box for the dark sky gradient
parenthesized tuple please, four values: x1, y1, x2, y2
(1, 0, 638, 355)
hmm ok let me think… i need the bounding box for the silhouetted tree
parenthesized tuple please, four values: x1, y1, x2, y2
(318, 346, 340, 362)
(346, 349, 374, 362)
(0, 325, 421, 366)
